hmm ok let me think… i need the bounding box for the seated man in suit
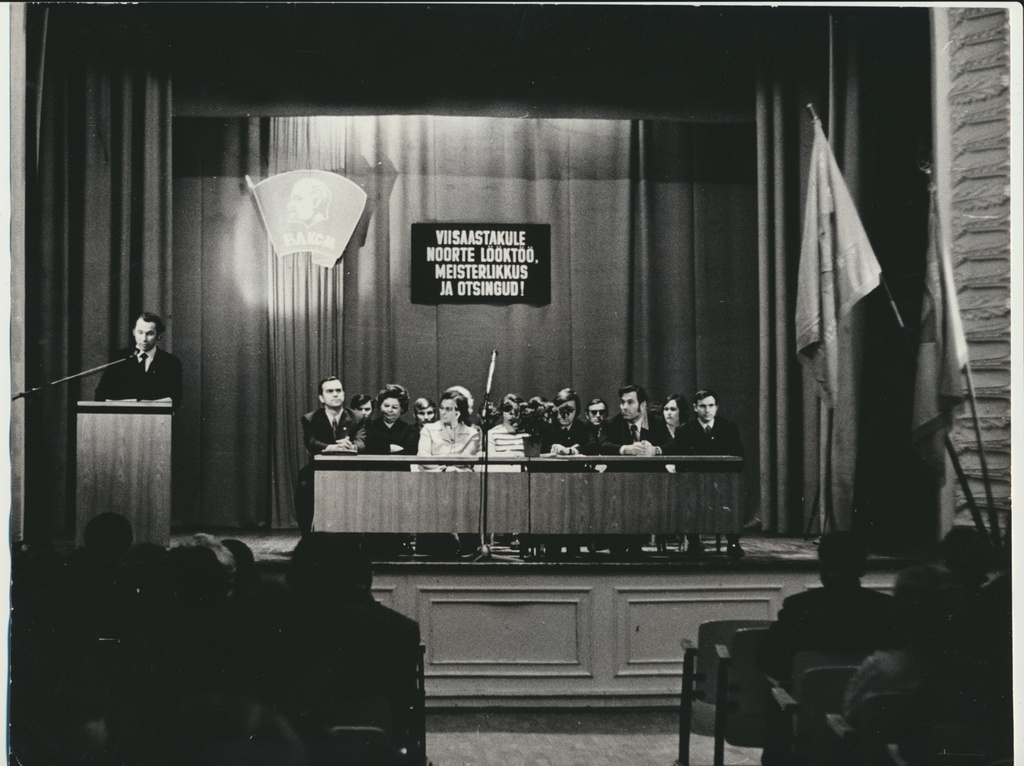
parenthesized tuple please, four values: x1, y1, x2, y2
(542, 387, 597, 456)
(673, 388, 745, 556)
(596, 384, 663, 556)
(756, 531, 898, 686)
(294, 376, 367, 535)
(95, 311, 183, 409)
(597, 384, 663, 457)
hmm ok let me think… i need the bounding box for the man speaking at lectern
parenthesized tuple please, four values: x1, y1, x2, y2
(95, 312, 183, 409)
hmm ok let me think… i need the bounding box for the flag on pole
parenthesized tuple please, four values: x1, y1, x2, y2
(912, 188, 969, 476)
(795, 119, 883, 406)
(247, 169, 368, 268)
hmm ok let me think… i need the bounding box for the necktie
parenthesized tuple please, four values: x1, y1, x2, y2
(332, 418, 340, 438)
(630, 424, 639, 442)
(138, 351, 147, 367)
(704, 425, 712, 436)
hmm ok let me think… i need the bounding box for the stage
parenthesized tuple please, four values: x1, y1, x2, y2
(168, 530, 913, 709)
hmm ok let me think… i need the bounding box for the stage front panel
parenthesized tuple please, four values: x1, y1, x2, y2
(313, 456, 744, 534)
(313, 467, 529, 533)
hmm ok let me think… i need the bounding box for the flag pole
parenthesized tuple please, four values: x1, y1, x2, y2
(802, 106, 993, 544)
(876, 267, 991, 542)
(920, 170, 1000, 546)
(961, 328, 1001, 546)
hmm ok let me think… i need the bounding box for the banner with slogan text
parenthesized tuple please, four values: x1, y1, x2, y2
(411, 223, 551, 305)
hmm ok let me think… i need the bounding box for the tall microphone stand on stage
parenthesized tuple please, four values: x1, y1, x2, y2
(471, 349, 518, 563)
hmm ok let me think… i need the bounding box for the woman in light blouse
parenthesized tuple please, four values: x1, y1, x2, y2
(486, 393, 529, 466)
(415, 390, 481, 471)
(414, 390, 481, 557)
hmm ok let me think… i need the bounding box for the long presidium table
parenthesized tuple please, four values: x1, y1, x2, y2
(313, 455, 744, 534)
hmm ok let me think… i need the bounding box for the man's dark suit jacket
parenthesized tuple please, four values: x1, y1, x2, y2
(300, 407, 367, 458)
(756, 582, 899, 684)
(672, 416, 744, 457)
(275, 586, 421, 742)
(363, 416, 417, 455)
(597, 413, 653, 456)
(542, 419, 598, 455)
(95, 347, 183, 408)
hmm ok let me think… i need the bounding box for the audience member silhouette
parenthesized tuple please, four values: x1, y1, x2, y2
(843, 559, 1009, 764)
(271, 534, 422, 754)
(756, 531, 898, 685)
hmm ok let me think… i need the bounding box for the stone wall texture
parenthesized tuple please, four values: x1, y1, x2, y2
(946, 8, 1012, 531)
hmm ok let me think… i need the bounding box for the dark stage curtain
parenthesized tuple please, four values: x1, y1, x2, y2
(756, 9, 933, 537)
(24, 32, 172, 539)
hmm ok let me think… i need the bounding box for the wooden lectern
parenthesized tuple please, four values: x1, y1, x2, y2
(76, 401, 173, 547)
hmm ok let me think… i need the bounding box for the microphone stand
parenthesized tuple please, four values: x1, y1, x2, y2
(11, 357, 129, 401)
(471, 349, 518, 563)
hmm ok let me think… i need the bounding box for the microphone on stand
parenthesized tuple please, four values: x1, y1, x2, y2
(472, 348, 516, 562)
(485, 349, 497, 396)
(11, 354, 136, 401)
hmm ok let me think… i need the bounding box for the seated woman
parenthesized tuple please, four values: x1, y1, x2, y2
(364, 384, 417, 456)
(415, 391, 480, 471)
(485, 393, 529, 468)
(414, 391, 481, 557)
(650, 393, 687, 450)
(650, 393, 687, 552)
(362, 385, 417, 558)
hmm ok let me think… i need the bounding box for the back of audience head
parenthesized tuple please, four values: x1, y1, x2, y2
(940, 527, 990, 589)
(221, 538, 259, 600)
(169, 535, 237, 606)
(816, 531, 867, 586)
(83, 512, 134, 563)
(288, 533, 373, 599)
(116, 543, 172, 618)
(893, 563, 971, 652)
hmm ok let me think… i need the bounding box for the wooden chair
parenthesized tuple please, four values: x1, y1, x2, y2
(825, 691, 912, 766)
(771, 663, 862, 766)
(393, 642, 428, 766)
(676, 619, 771, 766)
(710, 626, 772, 766)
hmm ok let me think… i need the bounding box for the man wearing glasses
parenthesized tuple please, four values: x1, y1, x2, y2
(585, 398, 609, 440)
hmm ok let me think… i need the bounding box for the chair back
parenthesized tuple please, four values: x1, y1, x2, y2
(791, 650, 869, 685)
(695, 619, 772, 702)
(723, 626, 772, 747)
(794, 664, 861, 766)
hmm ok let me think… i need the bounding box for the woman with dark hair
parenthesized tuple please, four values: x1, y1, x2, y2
(415, 391, 480, 471)
(650, 393, 688, 450)
(348, 393, 375, 425)
(414, 391, 481, 557)
(364, 384, 417, 455)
